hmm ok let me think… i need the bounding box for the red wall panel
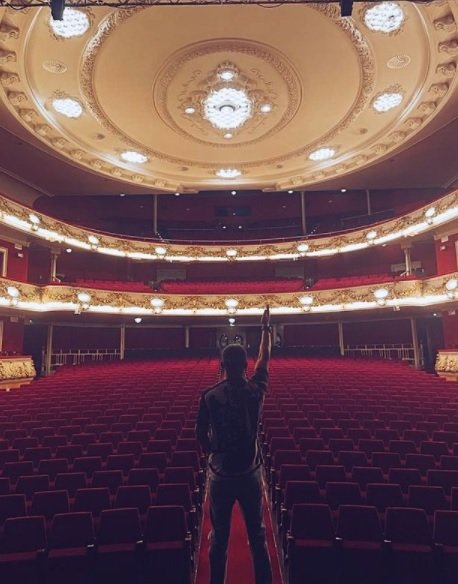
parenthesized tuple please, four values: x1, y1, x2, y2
(1, 317, 25, 353)
(125, 327, 184, 350)
(343, 319, 412, 345)
(284, 323, 339, 347)
(52, 326, 120, 351)
(435, 234, 458, 275)
(442, 314, 458, 348)
(189, 327, 216, 349)
(0, 239, 28, 281)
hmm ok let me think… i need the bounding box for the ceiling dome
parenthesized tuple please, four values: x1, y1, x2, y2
(0, 1, 456, 193)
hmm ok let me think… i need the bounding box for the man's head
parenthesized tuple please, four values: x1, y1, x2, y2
(222, 344, 248, 378)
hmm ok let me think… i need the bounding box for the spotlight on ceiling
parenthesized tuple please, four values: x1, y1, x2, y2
(51, 0, 65, 21)
(340, 0, 354, 17)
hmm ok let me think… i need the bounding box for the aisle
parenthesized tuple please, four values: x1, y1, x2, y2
(195, 482, 284, 584)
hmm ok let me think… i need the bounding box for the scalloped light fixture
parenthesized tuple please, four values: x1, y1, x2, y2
(52, 97, 83, 119)
(372, 92, 403, 113)
(77, 292, 91, 303)
(120, 151, 148, 164)
(204, 88, 252, 130)
(216, 169, 242, 179)
(364, 2, 405, 33)
(309, 148, 336, 161)
(49, 8, 90, 38)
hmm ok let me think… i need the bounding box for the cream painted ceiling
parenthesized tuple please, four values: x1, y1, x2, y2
(0, 1, 457, 196)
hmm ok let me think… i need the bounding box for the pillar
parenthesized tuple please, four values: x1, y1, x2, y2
(403, 245, 413, 276)
(50, 251, 59, 282)
(120, 324, 126, 361)
(338, 321, 345, 357)
(184, 326, 190, 349)
(153, 195, 158, 235)
(410, 317, 421, 369)
(44, 323, 53, 376)
(365, 189, 372, 216)
(300, 191, 307, 235)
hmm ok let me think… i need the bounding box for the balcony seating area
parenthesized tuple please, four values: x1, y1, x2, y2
(159, 278, 304, 294)
(72, 279, 152, 292)
(310, 273, 419, 290)
(0, 357, 458, 583)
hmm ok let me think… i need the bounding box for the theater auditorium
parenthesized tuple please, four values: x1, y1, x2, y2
(0, 0, 458, 582)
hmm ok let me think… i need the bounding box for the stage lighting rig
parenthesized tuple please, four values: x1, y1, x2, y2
(51, 0, 65, 21)
(340, 0, 353, 17)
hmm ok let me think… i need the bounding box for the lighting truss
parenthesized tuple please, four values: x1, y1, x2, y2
(0, 0, 432, 8)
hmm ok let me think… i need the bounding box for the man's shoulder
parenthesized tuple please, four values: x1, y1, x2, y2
(201, 380, 226, 400)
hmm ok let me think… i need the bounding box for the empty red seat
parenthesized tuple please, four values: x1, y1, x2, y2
(351, 466, 384, 491)
(143, 505, 192, 584)
(54, 473, 87, 498)
(316, 465, 346, 489)
(388, 468, 422, 494)
(74, 488, 111, 516)
(0, 493, 26, 525)
(287, 504, 336, 584)
(15, 475, 50, 501)
(95, 508, 143, 584)
(408, 485, 448, 516)
(385, 507, 433, 584)
(46, 512, 94, 584)
(31, 490, 70, 520)
(0, 516, 47, 583)
(92, 470, 124, 494)
(433, 510, 458, 584)
(115, 486, 152, 514)
(336, 505, 384, 584)
(366, 483, 404, 513)
(325, 482, 362, 510)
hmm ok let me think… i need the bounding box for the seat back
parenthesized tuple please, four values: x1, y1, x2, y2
(50, 512, 94, 548)
(145, 505, 188, 542)
(336, 505, 383, 541)
(290, 503, 334, 540)
(385, 507, 431, 545)
(98, 508, 142, 545)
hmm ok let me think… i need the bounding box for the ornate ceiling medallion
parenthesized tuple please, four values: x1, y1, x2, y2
(154, 39, 300, 147)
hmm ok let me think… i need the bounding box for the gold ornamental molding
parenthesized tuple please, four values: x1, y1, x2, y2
(435, 350, 458, 381)
(0, 2, 456, 190)
(0, 356, 36, 389)
(0, 273, 457, 318)
(0, 189, 457, 262)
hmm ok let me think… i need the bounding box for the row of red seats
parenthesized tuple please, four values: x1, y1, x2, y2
(160, 278, 304, 294)
(287, 504, 458, 584)
(0, 506, 192, 584)
(310, 273, 418, 290)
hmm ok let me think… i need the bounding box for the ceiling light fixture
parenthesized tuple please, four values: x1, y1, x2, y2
(226, 249, 238, 258)
(425, 207, 436, 224)
(88, 235, 99, 247)
(77, 291, 91, 304)
(372, 92, 403, 113)
(7, 286, 19, 298)
(297, 243, 310, 254)
(120, 151, 148, 164)
(52, 97, 83, 119)
(224, 133, 233, 140)
(299, 295, 314, 305)
(204, 88, 252, 130)
(288, 190, 294, 194)
(366, 230, 377, 242)
(49, 7, 90, 37)
(184, 106, 196, 114)
(225, 298, 239, 314)
(231, 190, 237, 196)
(155, 246, 167, 256)
(364, 2, 405, 33)
(309, 147, 336, 161)
(216, 168, 242, 179)
(260, 104, 272, 113)
(134, 317, 142, 324)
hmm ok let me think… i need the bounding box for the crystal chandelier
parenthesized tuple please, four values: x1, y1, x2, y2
(203, 87, 252, 130)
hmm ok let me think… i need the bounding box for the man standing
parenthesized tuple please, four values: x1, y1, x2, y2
(196, 308, 273, 584)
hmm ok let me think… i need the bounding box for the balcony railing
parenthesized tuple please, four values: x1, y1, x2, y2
(344, 344, 417, 363)
(44, 349, 122, 372)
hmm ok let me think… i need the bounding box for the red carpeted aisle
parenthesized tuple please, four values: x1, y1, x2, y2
(195, 482, 284, 584)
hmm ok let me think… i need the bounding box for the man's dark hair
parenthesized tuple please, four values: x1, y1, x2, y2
(222, 344, 248, 377)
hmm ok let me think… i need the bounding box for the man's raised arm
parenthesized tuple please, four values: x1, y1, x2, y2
(254, 307, 272, 372)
